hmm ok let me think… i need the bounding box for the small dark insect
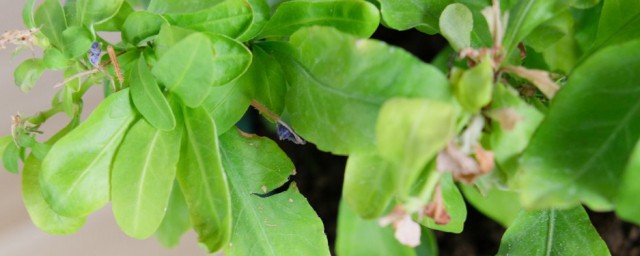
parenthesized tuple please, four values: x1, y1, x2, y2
(252, 175, 295, 198)
(88, 42, 101, 67)
(276, 121, 305, 145)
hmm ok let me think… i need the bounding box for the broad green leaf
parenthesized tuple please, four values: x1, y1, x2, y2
(276, 27, 450, 155)
(2, 141, 20, 174)
(615, 140, 640, 225)
(236, 0, 270, 41)
(460, 184, 520, 227)
(454, 56, 493, 112)
(152, 33, 215, 107)
(147, 0, 224, 14)
(122, 11, 166, 46)
(23, 0, 36, 28)
(519, 39, 640, 210)
(155, 182, 191, 247)
(376, 98, 456, 195)
(439, 3, 473, 51)
(34, 0, 67, 50)
(219, 130, 329, 256)
(587, 0, 640, 56)
(573, 0, 599, 9)
(489, 83, 543, 179)
(41, 89, 136, 217)
(336, 201, 416, 256)
(62, 26, 93, 58)
(497, 206, 610, 256)
(258, 0, 380, 38)
(94, 2, 133, 31)
(178, 105, 231, 252)
(377, 0, 449, 33)
(523, 11, 571, 53)
(165, 0, 253, 39)
(538, 12, 580, 74)
(418, 172, 466, 233)
(201, 82, 251, 135)
(75, 0, 125, 26)
(204, 33, 252, 87)
(14, 58, 45, 93)
(112, 119, 182, 239)
(572, 2, 601, 53)
(43, 47, 69, 70)
(502, 0, 573, 59)
(130, 55, 176, 130)
(22, 155, 86, 234)
(343, 153, 397, 219)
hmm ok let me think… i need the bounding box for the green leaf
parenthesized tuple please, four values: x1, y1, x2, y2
(439, 3, 473, 51)
(112, 119, 182, 239)
(615, 140, 640, 225)
(573, 0, 599, 9)
(22, 155, 86, 234)
(258, 0, 380, 38)
(23, 0, 37, 28)
(201, 82, 251, 135)
(460, 184, 520, 227)
(519, 39, 640, 210)
(130, 54, 176, 130)
(418, 172, 466, 233)
(219, 130, 330, 256)
(122, 11, 166, 46)
(62, 26, 93, 58)
(377, 0, 445, 33)
(343, 153, 397, 219)
(587, 0, 640, 56)
(43, 47, 69, 70)
(155, 181, 191, 247)
(277, 27, 450, 155)
(94, 2, 134, 31)
(34, 0, 67, 50)
(454, 56, 493, 112)
(497, 206, 610, 256)
(376, 98, 456, 195)
(204, 33, 252, 87)
(336, 201, 416, 256)
(236, 0, 270, 41)
(178, 105, 231, 252)
(165, 0, 253, 39)
(75, 0, 125, 26)
(41, 89, 136, 217)
(152, 33, 215, 107)
(147, 0, 224, 14)
(502, 0, 574, 58)
(1, 136, 18, 174)
(14, 58, 45, 93)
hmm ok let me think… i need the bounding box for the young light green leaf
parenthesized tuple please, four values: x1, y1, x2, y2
(343, 153, 397, 219)
(23, 0, 37, 28)
(460, 184, 520, 227)
(2, 141, 20, 174)
(502, 0, 574, 58)
(336, 201, 416, 256)
(122, 11, 166, 46)
(258, 0, 380, 38)
(155, 181, 191, 247)
(152, 33, 215, 107)
(454, 56, 493, 112)
(41, 89, 136, 217)
(165, 0, 253, 39)
(615, 140, 640, 225)
(62, 26, 93, 58)
(587, 0, 640, 57)
(131, 54, 176, 130)
(201, 81, 251, 135)
(419, 172, 466, 233)
(376, 98, 456, 195)
(377, 0, 445, 34)
(14, 58, 45, 93)
(34, 0, 67, 50)
(439, 3, 473, 51)
(236, 0, 270, 42)
(22, 155, 86, 234)
(178, 105, 231, 252)
(497, 206, 610, 256)
(519, 39, 640, 210)
(75, 0, 125, 26)
(275, 27, 450, 155)
(94, 2, 134, 32)
(147, 0, 224, 14)
(112, 119, 182, 239)
(43, 47, 69, 70)
(219, 130, 330, 256)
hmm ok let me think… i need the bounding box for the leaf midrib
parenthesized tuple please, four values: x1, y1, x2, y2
(132, 129, 161, 233)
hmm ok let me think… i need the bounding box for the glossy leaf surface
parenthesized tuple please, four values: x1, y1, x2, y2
(165, 0, 253, 39)
(122, 11, 166, 45)
(130, 54, 176, 130)
(439, 3, 473, 51)
(75, 0, 125, 26)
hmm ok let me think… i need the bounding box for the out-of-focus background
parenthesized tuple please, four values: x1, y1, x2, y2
(0, 1, 206, 255)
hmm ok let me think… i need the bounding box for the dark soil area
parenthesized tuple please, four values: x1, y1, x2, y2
(250, 25, 640, 255)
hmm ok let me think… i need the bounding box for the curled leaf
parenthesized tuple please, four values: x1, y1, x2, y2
(503, 66, 560, 99)
(437, 141, 482, 184)
(423, 185, 451, 225)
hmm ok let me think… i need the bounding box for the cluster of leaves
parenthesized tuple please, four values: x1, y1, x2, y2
(1, 0, 640, 255)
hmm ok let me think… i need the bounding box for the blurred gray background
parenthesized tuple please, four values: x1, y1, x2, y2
(0, 1, 206, 255)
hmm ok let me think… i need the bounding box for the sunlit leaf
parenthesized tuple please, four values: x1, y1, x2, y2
(343, 153, 396, 219)
(165, 0, 253, 39)
(34, 0, 67, 50)
(439, 3, 473, 51)
(130, 54, 176, 130)
(75, 0, 125, 26)
(155, 182, 191, 247)
(122, 11, 166, 46)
